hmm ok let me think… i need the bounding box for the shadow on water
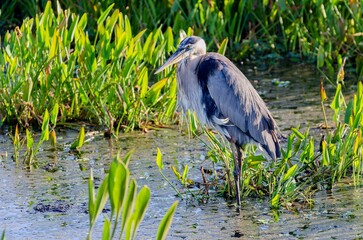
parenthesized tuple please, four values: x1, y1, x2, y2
(0, 63, 362, 239)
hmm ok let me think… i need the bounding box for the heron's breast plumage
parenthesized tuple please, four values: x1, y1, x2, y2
(176, 56, 210, 126)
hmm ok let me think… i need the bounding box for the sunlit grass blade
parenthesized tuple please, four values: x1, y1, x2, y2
(126, 186, 151, 240)
(121, 179, 136, 236)
(102, 217, 111, 240)
(283, 164, 298, 182)
(88, 169, 96, 232)
(41, 109, 49, 141)
(70, 126, 85, 150)
(156, 147, 163, 170)
(218, 38, 228, 55)
(50, 103, 59, 126)
(108, 157, 129, 225)
(97, 4, 115, 25)
(156, 201, 178, 240)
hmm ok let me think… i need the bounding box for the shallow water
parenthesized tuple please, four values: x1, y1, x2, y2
(1, 63, 362, 239)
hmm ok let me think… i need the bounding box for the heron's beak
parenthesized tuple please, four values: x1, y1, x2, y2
(154, 47, 190, 74)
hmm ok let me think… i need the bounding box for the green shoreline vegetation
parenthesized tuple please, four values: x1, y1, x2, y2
(1, 1, 363, 238)
(1, 1, 362, 129)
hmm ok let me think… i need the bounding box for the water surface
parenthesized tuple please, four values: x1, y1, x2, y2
(1, 63, 362, 239)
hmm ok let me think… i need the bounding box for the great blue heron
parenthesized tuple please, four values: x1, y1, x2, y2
(155, 36, 281, 205)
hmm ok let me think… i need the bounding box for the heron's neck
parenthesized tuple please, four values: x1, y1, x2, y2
(190, 52, 204, 61)
(179, 54, 203, 74)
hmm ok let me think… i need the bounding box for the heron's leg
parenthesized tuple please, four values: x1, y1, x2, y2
(231, 142, 242, 205)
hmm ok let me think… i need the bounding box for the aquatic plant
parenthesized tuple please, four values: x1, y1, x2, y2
(87, 151, 178, 240)
(161, 61, 363, 209)
(2, 1, 363, 77)
(8, 103, 59, 167)
(0, 2, 177, 131)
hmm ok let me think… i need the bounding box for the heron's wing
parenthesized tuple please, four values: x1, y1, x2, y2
(197, 53, 280, 159)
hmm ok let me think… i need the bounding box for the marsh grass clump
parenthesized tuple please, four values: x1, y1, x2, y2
(160, 64, 363, 209)
(87, 151, 178, 240)
(0, 2, 177, 132)
(2, 1, 363, 77)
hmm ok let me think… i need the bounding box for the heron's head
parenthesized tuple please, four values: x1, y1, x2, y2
(155, 36, 206, 74)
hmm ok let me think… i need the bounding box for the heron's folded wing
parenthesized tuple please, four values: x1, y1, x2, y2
(197, 53, 280, 159)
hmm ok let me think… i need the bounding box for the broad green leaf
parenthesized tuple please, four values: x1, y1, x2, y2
(145, 78, 168, 104)
(291, 128, 305, 140)
(344, 100, 353, 124)
(165, 27, 174, 53)
(330, 83, 342, 123)
(102, 217, 111, 240)
(51, 103, 59, 126)
(94, 175, 109, 220)
(40, 1, 52, 25)
(48, 29, 58, 61)
(330, 83, 342, 111)
(317, 45, 324, 68)
(138, 67, 149, 98)
(122, 149, 134, 167)
(66, 15, 78, 46)
(78, 13, 88, 30)
(156, 201, 178, 240)
(109, 159, 129, 219)
(130, 186, 151, 239)
(357, 81, 363, 103)
(124, 15, 132, 41)
(218, 38, 228, 55)
(70, 126, 85, 150)
(271, 194, 280, 208)
(41, 109, 50, 141)
(26, 129, 34, 149)
(182, 165, 189, 185)
(133, 29, 147, 43)
(321, 139, 330, 166)
(97, 4, 115, 25)
(171, 165, 182, 181)
(105, 9, 119, 32)
(156, 148, 163, 170)
(88, 169, 95, 225)
(283, 164, 298, 181)
(121, 179, 136, 235)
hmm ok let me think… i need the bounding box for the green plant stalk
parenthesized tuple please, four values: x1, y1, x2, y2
(158, 170, 183, 198)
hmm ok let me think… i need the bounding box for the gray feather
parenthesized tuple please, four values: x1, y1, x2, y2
(198, 53, 281, 159)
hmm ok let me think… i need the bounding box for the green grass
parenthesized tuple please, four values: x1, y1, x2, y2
(1, 1, 363, 130)
(161, 65, 363, 209)
(87, 151, 178, 240)
(0, 2, 178, 131)
(2, 1, 363, 76)
(1, 0, 363, 212)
